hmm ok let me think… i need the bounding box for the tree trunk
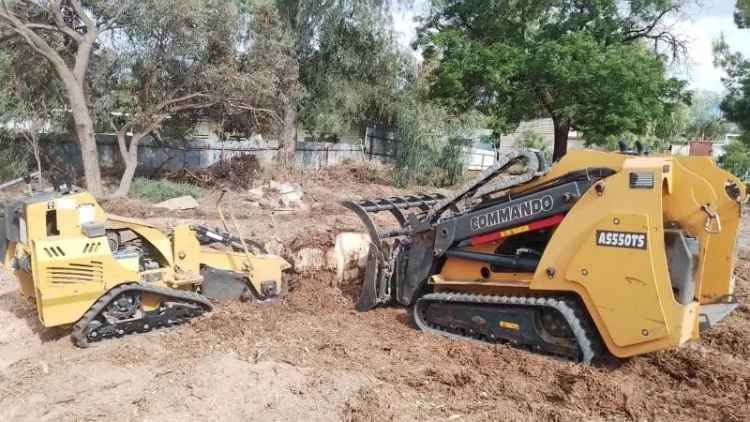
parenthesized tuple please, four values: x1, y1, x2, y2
(281, 103, 297, 167)
(113, 131, 140, 198)
(114, 157, 138, 198)
(552, 117, 570, 162)
(32, 136, 42, 190)
(62, 76, 103, 197)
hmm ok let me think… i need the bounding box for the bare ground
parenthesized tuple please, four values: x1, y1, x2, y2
(1, 165, 749, 422)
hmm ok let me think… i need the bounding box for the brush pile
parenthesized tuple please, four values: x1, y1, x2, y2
(162, 154, 260, 189)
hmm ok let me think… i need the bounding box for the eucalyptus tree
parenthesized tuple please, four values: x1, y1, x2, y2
(0, 0, 133, 195)
(0, 1, 301, 196)
(276, 0, 413, 137)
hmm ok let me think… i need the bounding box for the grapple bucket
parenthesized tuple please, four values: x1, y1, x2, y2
(343, 150, 548, 311)
(343, 194, 445, 250)
(343, 194, 444, 311)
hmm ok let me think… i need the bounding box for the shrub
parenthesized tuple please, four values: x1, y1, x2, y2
(393, 97, 481, 188)
(130, 178, 202, 202)
(0, 131, 31, 182)
(718, 138, 750, 180)
(519, 130, 552, 162)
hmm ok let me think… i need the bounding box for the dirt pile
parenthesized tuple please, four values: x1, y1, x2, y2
(1, 164, 750, 421)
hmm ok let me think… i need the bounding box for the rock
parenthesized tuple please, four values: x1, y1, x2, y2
(154, 195, 199, 211)
(264, 239, 286, 258)
(739, 246, 750, 261)
(276, 182, 297, 195)
(330, 232, 371, 285)
(325, 248, 338, 271)
(293, 248, 325, 272)
(246, 187, 265, 202)
(277, 183, 306, 209)
(268, 180, 283, 191)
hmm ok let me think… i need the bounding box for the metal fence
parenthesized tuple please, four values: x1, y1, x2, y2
(39, 132, 505, 177)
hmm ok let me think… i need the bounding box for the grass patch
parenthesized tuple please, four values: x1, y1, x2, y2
(130, 177, 202, 203)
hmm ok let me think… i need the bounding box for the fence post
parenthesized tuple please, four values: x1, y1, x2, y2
(368, 132, 374, 161)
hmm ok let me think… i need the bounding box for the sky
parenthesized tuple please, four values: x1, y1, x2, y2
(392, 0, 750, 93)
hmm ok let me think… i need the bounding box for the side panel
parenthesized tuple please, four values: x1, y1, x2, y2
(565, 213, 669, 347)
(32, 236, 139, 327)
(532, 159, 696, 358)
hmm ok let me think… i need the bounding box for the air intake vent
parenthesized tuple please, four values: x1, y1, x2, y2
(83, 242, 102, 254)
(47, 262, 103, 284)
(43, 246, 66, 258)
(629, 172, 655, 189)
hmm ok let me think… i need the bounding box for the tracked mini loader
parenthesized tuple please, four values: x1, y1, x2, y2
(0, 185, 289, 347)
(345, 150, 747, 363)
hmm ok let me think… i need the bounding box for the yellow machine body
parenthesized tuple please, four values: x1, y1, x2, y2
(1, 191, 290, 329)
(429, 151, 745, 358)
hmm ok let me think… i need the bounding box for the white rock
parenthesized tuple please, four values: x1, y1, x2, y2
(154, 195, 199, 210)
(264, 239, 286, 258)
(246, 187, 265, 202)
(268, 180, 283, 190)
(277, 183, 305, 209)
(293, 248, 325, 272)
(276, 182, 298, 194)
(331, 232, 371, 284)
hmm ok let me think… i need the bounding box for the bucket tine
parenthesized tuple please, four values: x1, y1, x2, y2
(342, 193, 445, 249)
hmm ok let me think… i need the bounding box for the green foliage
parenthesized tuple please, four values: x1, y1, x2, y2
(417, 0, 686, 156)
(392, 98, 459, 187)
(392, 67, 484, 188)
(519, 131, 546, 150)
(718, 139, 750, 179)
(715, 11, 750, 148)
(277, 0, 408, 135)
(297, 23, 413, 134)
(683, 90, 728, 140)
(130, 178, 202, 203)
(519, 130, 552, 162)
(0, 131, 30, 181)
(0, 47, 66, 173)
(652, 101, 689, 144)
(602, 132, 670, 154)
(93, 0, 301, 138)
(737, 0, 750, 28)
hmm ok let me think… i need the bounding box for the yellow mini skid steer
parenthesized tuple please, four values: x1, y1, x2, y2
(0, 184, 289, 347)
(345, 149, 747, 363)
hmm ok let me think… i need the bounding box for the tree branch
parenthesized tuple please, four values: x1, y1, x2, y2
(73, 30, 96, 83)
(69, 0, 95, 32)
(48, 0, 83, 41)
(99, 2, 129, 31)
(0, 5, 69, 71)
(621, 6, 675, 41)
(25, 22, 77, 40)
(151, 92, 212, 113)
